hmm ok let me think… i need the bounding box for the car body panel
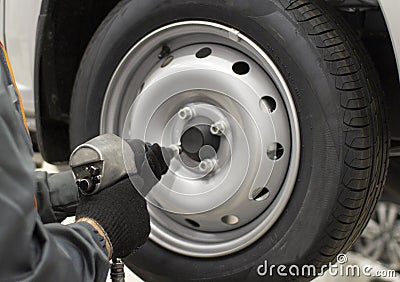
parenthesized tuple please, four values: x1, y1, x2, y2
(4, 0, 41, 116)
(0, 1, 5, 45)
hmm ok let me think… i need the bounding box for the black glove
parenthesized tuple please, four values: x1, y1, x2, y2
(126, 140, 174, 196)
(76, 176, 149, 259)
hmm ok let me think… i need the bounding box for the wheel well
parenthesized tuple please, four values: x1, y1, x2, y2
(337, 7, 400, 141)
(35, 0, 121, 162)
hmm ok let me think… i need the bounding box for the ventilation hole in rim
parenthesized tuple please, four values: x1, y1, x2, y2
(267, 143, 284, 160)
(252, 187, 270, 201)
(221, 215, 239, 225)
(196, 47, 212, 58)
(185, 218, 200, 228)
(259, 96, 277, 113)
(232, 61, 250, 75)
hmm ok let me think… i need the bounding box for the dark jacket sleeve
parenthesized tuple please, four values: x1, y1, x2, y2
(0, 91, 109, 281)
(35, 170, 79, 223)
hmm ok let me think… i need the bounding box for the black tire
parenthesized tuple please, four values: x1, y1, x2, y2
(70, 0, 389, 280)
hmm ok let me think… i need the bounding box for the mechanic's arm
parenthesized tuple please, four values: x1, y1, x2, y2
(0, 94, 111, 281)
(35, 170, 79, 223)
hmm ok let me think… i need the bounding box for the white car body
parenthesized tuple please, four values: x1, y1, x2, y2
(379, 0, 400, 77)
(0, 0, 41, 117)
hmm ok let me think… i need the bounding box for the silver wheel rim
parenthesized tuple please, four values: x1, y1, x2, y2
(354, 201, 400, 270)
(100, 21, 301, 257)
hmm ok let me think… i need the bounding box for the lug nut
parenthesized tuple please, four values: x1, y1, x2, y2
(199, 159, 216, 173)
(178, 107, 194, 120)
(169, 144, 182, 157)
(210, 121, 227, 136)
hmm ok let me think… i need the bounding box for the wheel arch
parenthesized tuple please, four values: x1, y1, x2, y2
(379, 0, 400, 81)
(34, 0, 121, 162)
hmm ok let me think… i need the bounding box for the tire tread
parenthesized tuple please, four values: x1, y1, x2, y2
(280, 0, 389, 273)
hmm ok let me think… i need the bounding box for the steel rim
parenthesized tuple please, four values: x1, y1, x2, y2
(100, 21, 301, 257)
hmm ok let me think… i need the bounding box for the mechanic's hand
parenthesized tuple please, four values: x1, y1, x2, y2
(75, 141, 173, 259)
(75, 176, 149, 259)
(126, 140, 174, 195)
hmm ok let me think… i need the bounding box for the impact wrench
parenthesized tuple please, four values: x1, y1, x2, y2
(69, 133, 180, 282)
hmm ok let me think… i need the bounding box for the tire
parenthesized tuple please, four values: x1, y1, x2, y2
(70, 0, 389, 280)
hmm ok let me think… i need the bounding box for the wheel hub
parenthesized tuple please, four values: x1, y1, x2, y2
(180, 124, 220, 162)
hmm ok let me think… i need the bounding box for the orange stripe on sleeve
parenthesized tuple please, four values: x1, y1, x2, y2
(0, 41, 30, 134)
(33, 195, 38, 210)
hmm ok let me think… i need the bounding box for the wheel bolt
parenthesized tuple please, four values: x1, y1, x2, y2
(178, 107, 194, 120)
(168, 144, 182, 157)
(210, 121, 227, 136)
(199, 158, 216, 173)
